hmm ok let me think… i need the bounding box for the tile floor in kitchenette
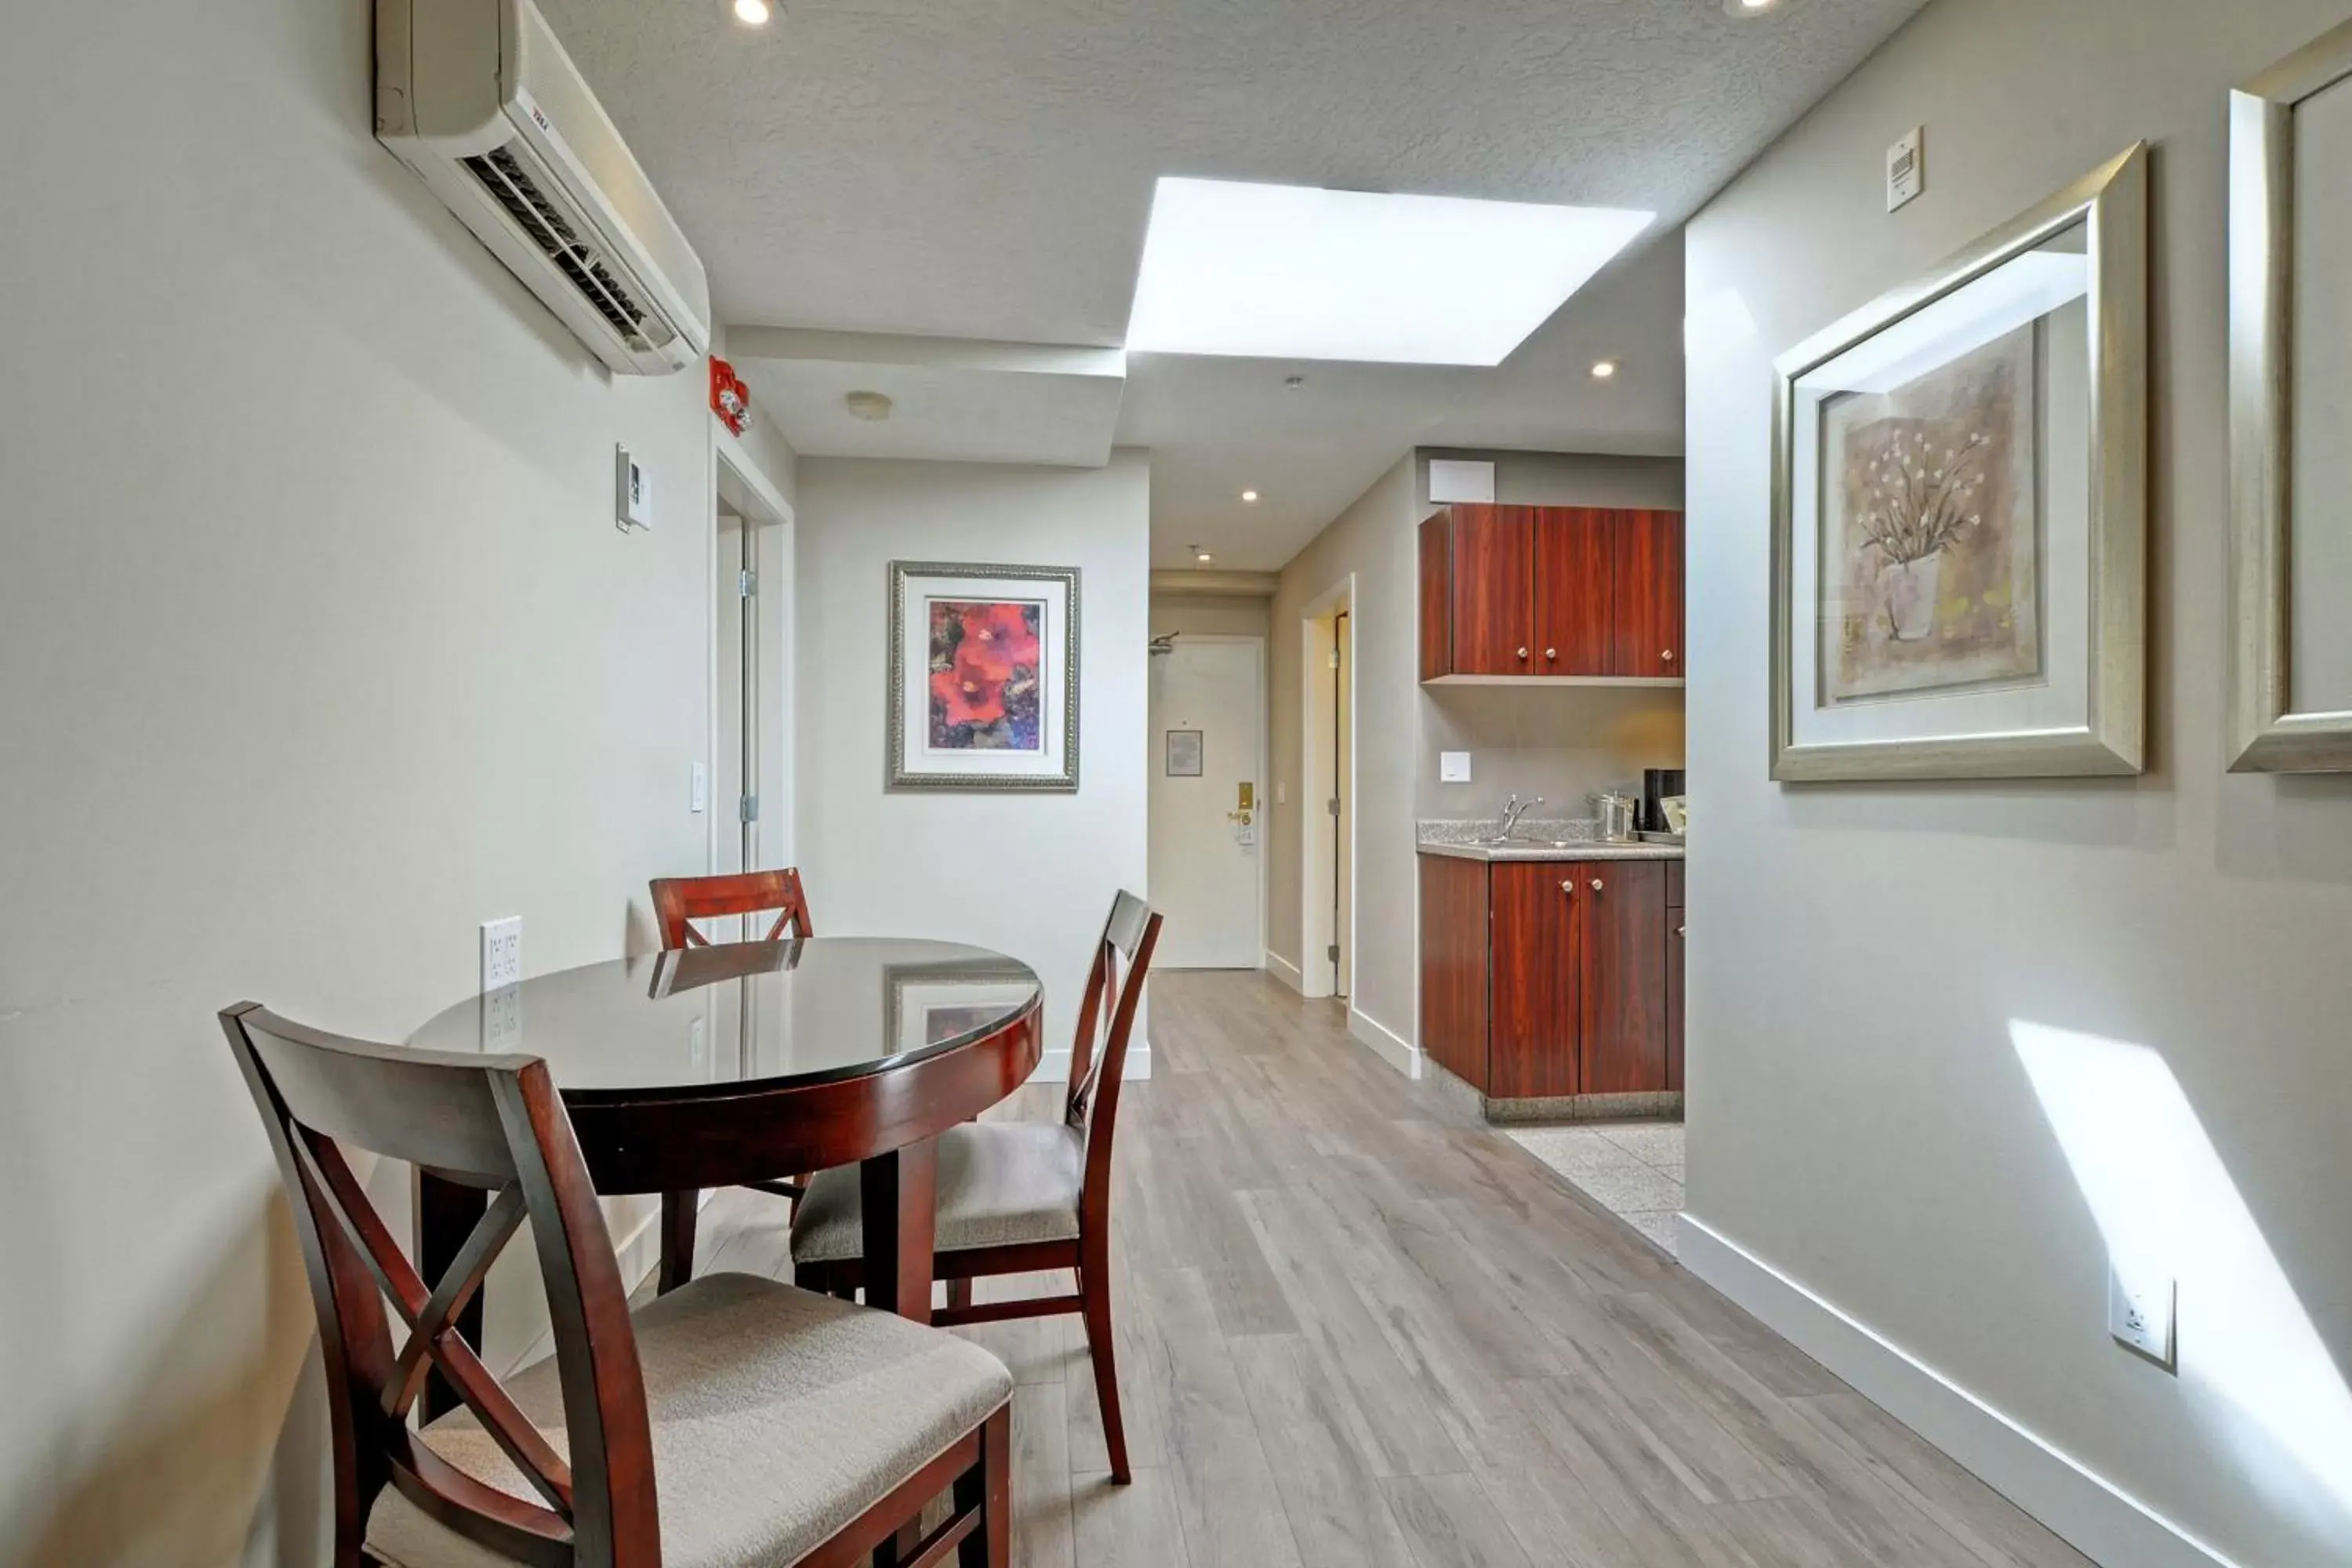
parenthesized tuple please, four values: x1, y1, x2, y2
(1503, 1123, 1687, 1257)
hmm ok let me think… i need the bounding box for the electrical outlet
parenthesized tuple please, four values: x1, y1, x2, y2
(481, 984, 522, 1052)
(2108, 1262, 2176, 1370)
(1440, 751, 1473, 783)
(481, 916, 522, 992)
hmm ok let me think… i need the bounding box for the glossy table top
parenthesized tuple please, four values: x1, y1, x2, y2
(407, 937, 1042, 1098)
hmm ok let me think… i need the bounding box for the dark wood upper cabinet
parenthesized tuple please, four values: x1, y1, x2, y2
(1421, 504, 1682, 684)
(1448, 505, 1537, 675)
(1489, 862, 1580, 1099)
(1608, 508, 1686, 679)
(1576, 862, 1668, 1096)
(1534, 509, 1613, 675)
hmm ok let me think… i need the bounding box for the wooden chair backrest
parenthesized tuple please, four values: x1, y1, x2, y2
(220, 1004, 656, 1567)
(1063, 891, 1162, 1232)
(650, 868, 815, 949)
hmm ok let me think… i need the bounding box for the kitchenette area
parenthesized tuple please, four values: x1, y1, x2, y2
(1413, 474, 1690, 1245)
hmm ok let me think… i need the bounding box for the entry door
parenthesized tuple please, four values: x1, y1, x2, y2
(1149, 639, 1264, 969)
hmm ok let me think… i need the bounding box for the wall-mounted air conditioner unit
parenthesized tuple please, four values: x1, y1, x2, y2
(375, 0, 711, 376)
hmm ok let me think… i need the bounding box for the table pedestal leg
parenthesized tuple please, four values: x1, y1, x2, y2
(859, 1138, 938, 1322)
(416, 1171, 488, 1422)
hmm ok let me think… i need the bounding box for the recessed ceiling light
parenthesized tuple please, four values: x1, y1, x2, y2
(1591, 359, 1619, 379)
(1726, 0, 1776, 14)
(844, 390, 893, 421)
(733, 0, 772, 24)
(1125, 177, 1653, 365)
(1241, 489, 1260, 503)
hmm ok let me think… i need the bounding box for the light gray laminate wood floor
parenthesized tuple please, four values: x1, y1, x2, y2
(689, 970, 2092, 1568)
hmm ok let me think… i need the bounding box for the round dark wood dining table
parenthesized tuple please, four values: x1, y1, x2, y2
(405, 936, 1044, 1414)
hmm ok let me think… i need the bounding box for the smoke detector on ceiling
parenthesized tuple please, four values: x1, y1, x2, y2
(844, 390, 894, 422)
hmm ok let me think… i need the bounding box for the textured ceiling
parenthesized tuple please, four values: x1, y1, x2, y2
(542, 0, 1926, 566)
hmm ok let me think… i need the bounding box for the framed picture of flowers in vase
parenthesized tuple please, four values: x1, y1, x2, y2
(1769, 143, 2147, 782)
(887, 561, 1080, 790)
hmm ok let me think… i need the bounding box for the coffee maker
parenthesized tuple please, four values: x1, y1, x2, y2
(1642, 768, 1686, 833)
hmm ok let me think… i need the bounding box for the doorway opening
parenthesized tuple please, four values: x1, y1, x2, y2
(1300, 578, 1355, 1004)
(708, 429, 793, 1069)
(1148, 633, 1268, 969)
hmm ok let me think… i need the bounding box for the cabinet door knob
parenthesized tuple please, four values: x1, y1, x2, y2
(1517, 646, 1530, 660)
(1544, 647, 1557, 660)
(1661, 649, 1676, 662)
(1559, 880, 1574, 895)
(1591, 878, 1605, 891)
(1678, 925, 1688, 935)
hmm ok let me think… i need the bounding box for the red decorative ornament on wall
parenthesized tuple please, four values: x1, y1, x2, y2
(710, 355, 751, 436)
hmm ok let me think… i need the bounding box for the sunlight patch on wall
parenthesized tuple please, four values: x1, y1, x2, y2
(2011, 1021, 2352, 1544)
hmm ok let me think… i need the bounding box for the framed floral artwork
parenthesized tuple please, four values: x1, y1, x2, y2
(887, 561, 1080, 790)
(2229, 21, 2352, 771)
(1770, 144, 2147, 781)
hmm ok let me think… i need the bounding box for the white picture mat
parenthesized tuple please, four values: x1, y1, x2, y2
(890, 982, 1040, 1053)
(895, 573, 1072, 779)
(1788, 245, 2092, 750)
(2289, 72, 2352, 717)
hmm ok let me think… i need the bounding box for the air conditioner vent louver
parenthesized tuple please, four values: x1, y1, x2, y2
(461, 145, 665, 351)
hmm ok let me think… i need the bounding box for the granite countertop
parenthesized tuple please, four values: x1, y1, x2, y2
(1417, 818, 1685, 862)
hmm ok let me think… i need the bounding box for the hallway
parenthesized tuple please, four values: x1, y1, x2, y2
(694, 971, 2091, 1568)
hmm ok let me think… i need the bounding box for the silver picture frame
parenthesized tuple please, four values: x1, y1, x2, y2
(2229, 23, 2352, 772)
(886, 561, 1081, 792)
(1769, 143, 2148, 782)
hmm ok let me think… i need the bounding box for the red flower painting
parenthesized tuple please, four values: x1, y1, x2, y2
(928, 598, 1044, 751)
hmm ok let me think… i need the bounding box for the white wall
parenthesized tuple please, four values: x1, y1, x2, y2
(0, 2, 786, 1563)
(1268, 458, 1417, 1051)
(1682, 4, 2352, 1566)
(793, 455, 1152, 1077)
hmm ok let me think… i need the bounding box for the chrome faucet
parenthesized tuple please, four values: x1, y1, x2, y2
(1496, 793, 1543, 841)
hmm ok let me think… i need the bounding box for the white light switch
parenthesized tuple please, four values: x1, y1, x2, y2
(1887, 126, 1925, 212)
(1440, 751, 1473, 783)
(691, 760, 709, 814)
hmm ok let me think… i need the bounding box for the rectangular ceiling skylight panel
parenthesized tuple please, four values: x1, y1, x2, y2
(1124, 177, 1653, 366)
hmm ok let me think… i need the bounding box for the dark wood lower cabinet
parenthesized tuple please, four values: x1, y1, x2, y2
(1417, 853, 1677, 1103)
(1665, 865, 1686, 1093)
(1417, 854, 1492, 1089)
(1490, 863, 1580, 1099)
(1579, 862, 1667, 1094)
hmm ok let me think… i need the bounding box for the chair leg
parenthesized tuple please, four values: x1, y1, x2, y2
(946, 1277, 975, 1312)
(956, 1403, 1011, 1566)
(1079, 1238, 1131, 1484)
(659, 1190, 697, 1295)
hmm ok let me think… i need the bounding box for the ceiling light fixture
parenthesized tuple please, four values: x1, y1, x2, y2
(733, 0, 772, 24)
(1591, 359, 1619, 379)
(844, 390, 893, 422)
(1283, 375, 1307, 390)
(1725, 0, 1777, 14)
(1125, 176, 1653, 365)
(1241, 489, 1260, 503)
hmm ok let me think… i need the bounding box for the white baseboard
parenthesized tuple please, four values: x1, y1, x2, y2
(1678, 1215, 2239, 1568)
(1032, 1047, 1151, 1083)
(1346, 1007, 1422, 1080)
(1265, 950, 1305, 993)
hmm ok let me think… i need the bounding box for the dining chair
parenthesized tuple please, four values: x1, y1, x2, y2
(790, 891, 1162, 1484)
(647, 868, 818, 1294)
(649, 867, 815, 949)
(220, 1001, 1012, 1568)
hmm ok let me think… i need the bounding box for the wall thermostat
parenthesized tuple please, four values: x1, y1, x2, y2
(616, 445, 654, 531)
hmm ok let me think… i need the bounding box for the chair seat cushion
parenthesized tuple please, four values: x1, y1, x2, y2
(792, 1121, 1086, 1267)
(366, 1272, 1011, 1568)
